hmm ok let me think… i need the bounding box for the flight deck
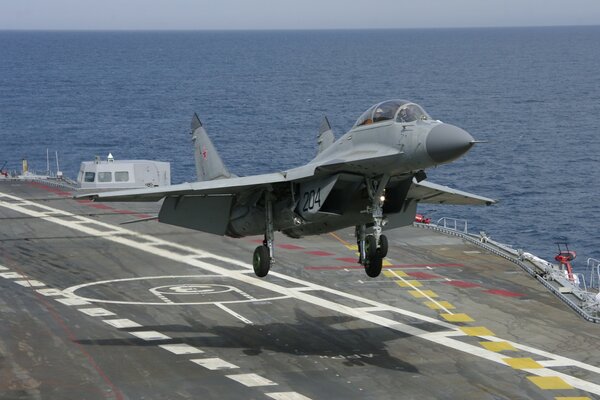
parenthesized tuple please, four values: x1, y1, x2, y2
(1, 180, 599, 400)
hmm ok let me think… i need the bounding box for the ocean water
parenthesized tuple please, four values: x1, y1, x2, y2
(1, 27, 599, 269)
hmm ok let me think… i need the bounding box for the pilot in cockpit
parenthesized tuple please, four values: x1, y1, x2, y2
(397, 106, 417, 123)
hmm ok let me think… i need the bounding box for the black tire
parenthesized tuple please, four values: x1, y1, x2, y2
(253, 245, 271, 277)
(365, 235, 377, 260)
(365, 256, 383, 278)
(377, 234, 389, 258)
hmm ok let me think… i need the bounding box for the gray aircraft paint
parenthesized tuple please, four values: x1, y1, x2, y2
(81, 99, 494, 248)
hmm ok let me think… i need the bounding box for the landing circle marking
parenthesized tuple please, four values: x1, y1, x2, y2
(62, 275, 290, 306)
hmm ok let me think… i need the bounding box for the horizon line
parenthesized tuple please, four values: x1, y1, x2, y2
(1, 23, 599, 32)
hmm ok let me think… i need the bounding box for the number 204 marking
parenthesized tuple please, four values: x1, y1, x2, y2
(302, 188, 321, 212)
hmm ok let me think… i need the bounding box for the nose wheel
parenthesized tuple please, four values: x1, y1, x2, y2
(356, 174, 391, 278)
(357, 226, 388, 278)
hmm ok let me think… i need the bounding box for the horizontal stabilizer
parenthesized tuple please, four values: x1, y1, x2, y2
(409, 179, 496, 206)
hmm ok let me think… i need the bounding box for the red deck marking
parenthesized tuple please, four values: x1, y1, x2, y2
(305, 263, 464, 271)
(89, 204, 113, 210)
(305, 265, 362, 270)
(278, 244, 304, 250)
(336, 257, 358, 263)
(305, 250, 335, 256)
(114, 209, 136, 215)
(385, 263, 464, 268)
(443, 280, 481, 288)
(134, 214, 152, 219)
(484, 289, 524, 297)
(406, 271, 441, 279)
(76, 199, 92, 204)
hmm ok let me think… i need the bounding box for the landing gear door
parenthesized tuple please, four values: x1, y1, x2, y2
(296, 175, 339, 221)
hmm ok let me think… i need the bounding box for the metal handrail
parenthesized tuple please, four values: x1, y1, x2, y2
(586, 258, 600, 289)
(415, 218, 600, 322)
(434, 217, 468, 233)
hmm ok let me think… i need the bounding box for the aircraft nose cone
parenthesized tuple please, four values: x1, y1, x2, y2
(426, 123, 475, 164)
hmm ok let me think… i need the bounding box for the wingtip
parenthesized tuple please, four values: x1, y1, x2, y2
(191, 113, 203, 132)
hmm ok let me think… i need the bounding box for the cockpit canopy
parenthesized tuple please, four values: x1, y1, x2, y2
(353, 99, 430, 128)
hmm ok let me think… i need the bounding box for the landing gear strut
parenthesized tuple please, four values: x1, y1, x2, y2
(253, 191, 274, 277)
(356, 175, 390, 278)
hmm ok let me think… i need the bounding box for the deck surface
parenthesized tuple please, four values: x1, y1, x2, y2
(0, 181, 599, 400)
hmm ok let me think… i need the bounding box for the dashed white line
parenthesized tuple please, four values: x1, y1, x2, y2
(78, 308, 116, 317)
(191, 358, 239, 370)
(0, 272, 27, 279)
(266, 392, 313, 400)
(55, 297, 91, 306)
(158, 343, 204, 355)
(13, 280, 45, 287)
(215, 303, 253, 325)
(226, 373, 278, 387)
(129, 331, 171, 341)
(103, 319, 142, 329)
(36, 288, 65, 296)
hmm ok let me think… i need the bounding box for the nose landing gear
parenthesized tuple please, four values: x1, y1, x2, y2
(356, 174, 390, 278)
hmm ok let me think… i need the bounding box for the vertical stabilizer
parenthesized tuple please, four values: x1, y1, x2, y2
(191, 113, 233, 181)
(317, 116, 335, 154)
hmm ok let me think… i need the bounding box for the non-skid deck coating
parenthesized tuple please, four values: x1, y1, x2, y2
(0, 181, 598, 400)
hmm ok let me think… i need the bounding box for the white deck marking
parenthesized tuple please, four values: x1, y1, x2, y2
(0, 265, 8, 271)
(14, 280, 46, 287)
(0, 272, 27, 279)
(226, 373, 278, 387)
(290, 287, 320, 292)
(36, 288, 65, 296)
(103, 319, 142, 329)
(129, 331, 171, 341)
(355, 306, 389, 312)
(191, 358, 239, 370)
(61, 275, 290, 306)
(78, 307, 116, 317)
(215, 303, 253, 324)
(55, 297, 91, 306)
(158, 344, 204, 355)
(387, 269, 454, 315)
(2, 192, 600, 396)
(266, 392, 313, 400)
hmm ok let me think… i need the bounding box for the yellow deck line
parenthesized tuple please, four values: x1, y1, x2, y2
(503, 358, 543, 370)
(479, 341, 516, 352)
(388, 269, 454, 314)
(527, 376, 573, 390)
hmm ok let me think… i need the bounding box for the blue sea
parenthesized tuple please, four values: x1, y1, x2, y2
(1, 27, 599, 269)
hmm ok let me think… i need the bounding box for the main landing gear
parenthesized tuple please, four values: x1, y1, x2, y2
(253, 191, 274, 277)
(356, 175, 390, 278)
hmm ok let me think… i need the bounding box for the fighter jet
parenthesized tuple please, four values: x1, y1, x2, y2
(80, 100, 495, 278)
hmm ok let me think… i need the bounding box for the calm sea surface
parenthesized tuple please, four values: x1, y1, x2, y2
(1, 27, 599, 269)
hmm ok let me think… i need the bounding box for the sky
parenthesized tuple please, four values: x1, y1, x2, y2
(1, 0, 599, 30)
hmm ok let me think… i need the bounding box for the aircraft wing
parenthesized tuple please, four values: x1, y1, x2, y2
(409, 179, 496, 206)
(77, 172, 291, 202)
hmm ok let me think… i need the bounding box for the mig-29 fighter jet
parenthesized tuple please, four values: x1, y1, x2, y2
(80, 100, 495, 278)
